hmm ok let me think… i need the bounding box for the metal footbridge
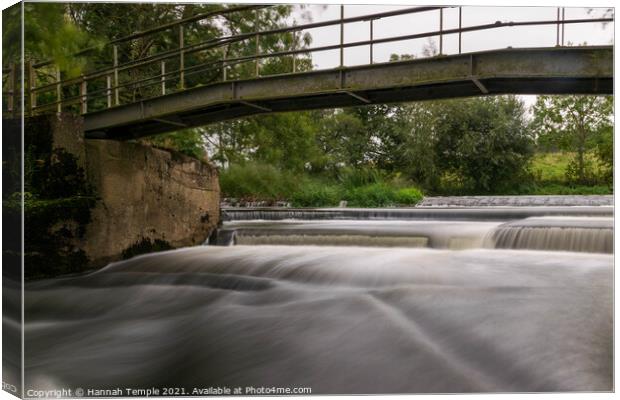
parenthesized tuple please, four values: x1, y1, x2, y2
(2, 5, 613, 139)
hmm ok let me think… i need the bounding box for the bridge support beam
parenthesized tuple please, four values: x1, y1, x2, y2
(471, 77, 489, 94)
(239, 100, 272, 112)
(343, 90, 371, 103)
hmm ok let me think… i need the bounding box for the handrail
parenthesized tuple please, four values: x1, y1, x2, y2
(2, 5, 613, 118)
(31, 4, 272, 68)
(30, 6, 448, 93)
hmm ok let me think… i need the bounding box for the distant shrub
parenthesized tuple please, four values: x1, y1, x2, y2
(220, 163, 299, 201)
(342, 183, 423, 207)
(220, 163, 425, 207)
(337, 166, 385, 189)
(394, 187, 424, 205)
(344, 183, 393, 207)
(528, 183, 612, 195)
(290, 182, 342, 207)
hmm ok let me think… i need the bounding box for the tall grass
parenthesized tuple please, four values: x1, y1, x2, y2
(219, 163, 299, 201)
(220, 163, 424, 207)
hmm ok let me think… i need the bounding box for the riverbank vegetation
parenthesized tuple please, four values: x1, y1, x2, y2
(13, 3, 614, 208)
(220, 163, 423, 207)
(212, 94, 612, 206)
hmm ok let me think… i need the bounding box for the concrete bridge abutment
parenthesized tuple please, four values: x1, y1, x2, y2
(19, 113, 220, 275)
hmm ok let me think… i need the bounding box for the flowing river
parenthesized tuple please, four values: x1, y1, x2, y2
(12, 205, 613, 394)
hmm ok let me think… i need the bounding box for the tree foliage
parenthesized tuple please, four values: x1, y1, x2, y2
(9, 5, 606, 197)
(4, 3, 98, 75)
(311, 96, 534, 194)
(433, 96, 534, 193)
(15, 3, 316, 160)
(531, 95, 613, 184)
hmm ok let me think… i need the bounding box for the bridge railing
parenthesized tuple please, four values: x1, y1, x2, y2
(2, 5, 613, 117)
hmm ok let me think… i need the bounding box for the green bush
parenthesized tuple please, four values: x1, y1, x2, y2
(220, 163, 299, 201)
(337, 166, 385, 189)
(220, 163, 425, 207)
(344, 183, 393, 207)
(343, 183, 424, 207)
(394, 187, 424, 205)
(290, 182, 342, 207)
(527, 183, 612, 195)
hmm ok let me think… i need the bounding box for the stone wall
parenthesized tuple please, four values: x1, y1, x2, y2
(82, 140, 220, 267)
(20, 113, 220, 271)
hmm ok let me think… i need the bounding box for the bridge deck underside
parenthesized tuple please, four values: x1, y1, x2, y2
(84, 47, 613, 140)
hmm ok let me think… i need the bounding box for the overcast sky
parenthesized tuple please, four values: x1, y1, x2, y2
(282, 5, 613, 109)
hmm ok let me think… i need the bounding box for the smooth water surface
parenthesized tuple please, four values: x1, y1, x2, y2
(17, 208, 614, 394)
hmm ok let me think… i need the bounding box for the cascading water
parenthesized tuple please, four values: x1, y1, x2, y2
(216, 220, 503, 249)
(222, 206, 612, 221)
(18, 204, 613, 394)
(216, 215, 613, 254)
(484, 217, 613, 253)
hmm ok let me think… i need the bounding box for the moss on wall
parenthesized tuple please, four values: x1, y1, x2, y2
(11, 116, 97, 279)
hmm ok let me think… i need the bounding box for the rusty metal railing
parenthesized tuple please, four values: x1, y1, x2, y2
(1, 5, 613, 118)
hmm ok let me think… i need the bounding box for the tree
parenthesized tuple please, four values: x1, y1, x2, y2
(145, 129, 207, 161)
(196, 6, 317, 167)
(595, 123, 613, 184)
(202, 112, 322, 172)
(3, 3, 98, 75)
(391, 103, 440, 190)
(66, 3, 315, 160)
(319, 110, 370, 169)
(531, 95, 613, 184)
(433, 96, 534, 193)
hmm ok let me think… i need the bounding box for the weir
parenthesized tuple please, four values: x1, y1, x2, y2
(216, 208, 613, 254)
(484, 217, 613, 253)
(222, 206, 613, 221)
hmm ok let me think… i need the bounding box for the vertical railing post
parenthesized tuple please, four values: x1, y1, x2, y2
(255, 9, 260, 77)
(7, 63, 15, 115)
(339, 5, 344, 67)
(556, 8, 560, 46)
(80, 76, 87, 114)
(113, 45, 119, 105)
(439, 8, 443, 55)
(161, 61, 166, 95)
(179, 25, 185, 89)
(556, 7, 560, 46)
(561, 8, 565, 46)
(369, 18, 374, 64)
(458, 7, 462, 54)
(106, 75, 112, 108)
(27, 61, 35, 115)
(56, 67, 62, 114)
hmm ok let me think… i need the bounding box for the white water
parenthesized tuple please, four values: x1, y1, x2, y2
(220, 220, 502, 249)
(15, 210, 613, 394)
(19, 246, 612, 393)
(219, 217, 613, 254)
(484, 217, 613, 253)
